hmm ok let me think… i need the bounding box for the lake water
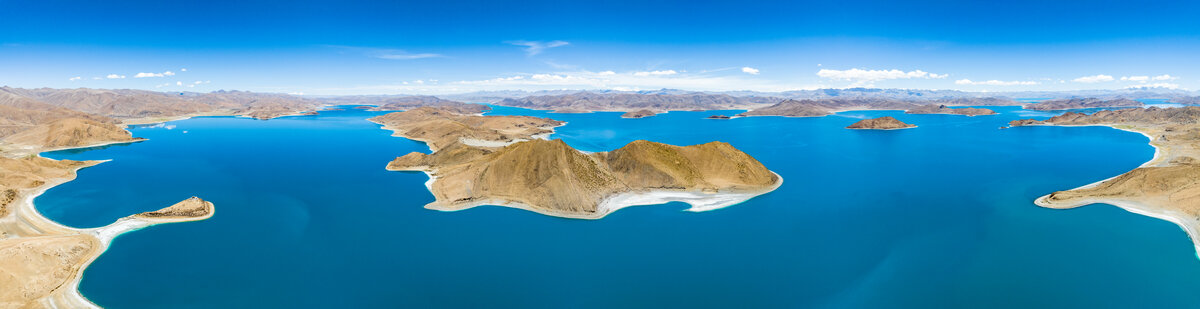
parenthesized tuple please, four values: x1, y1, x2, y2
(36, 105, 1200, 308)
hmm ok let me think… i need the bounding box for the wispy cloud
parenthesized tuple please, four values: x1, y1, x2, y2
(371, 50, 444, 60)
(135, 70, 176, 78)
(506, 40, 569, 56)
(632, 70, 677, 76)
(1072, 74, 1114, 83)
(741, 67, 760, 75)
(817, 68, 947, 86)
(954, 79, 1038, 86)
(106, 74, 126, 79)
(68, 76, 82, 81)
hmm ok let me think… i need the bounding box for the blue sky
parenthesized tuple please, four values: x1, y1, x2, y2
(2, 0, 1199, 94)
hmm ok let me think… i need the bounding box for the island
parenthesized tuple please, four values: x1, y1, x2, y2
(905, 104, 996, 116)
(846, 116, 917, 130)
(706, 115, 732, 119)
(372, 107, 782, 219)
(1010, 106, 1200, 255)
(1024, 97, 1143, 111)
(620, 109, 657, 118)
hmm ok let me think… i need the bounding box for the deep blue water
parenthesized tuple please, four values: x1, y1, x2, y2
(36, 105, 1200, 308)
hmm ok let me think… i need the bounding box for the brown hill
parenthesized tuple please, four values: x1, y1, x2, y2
(846, 116, 917, 130)
(2, 118, 142, 150)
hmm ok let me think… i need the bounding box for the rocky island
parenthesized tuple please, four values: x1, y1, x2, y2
(373, 107, 782, 219)
(905, 104, 996, 116)
(1024, 97, 1143, 111)
(846, 116, 917, 130)
(620, 109, 657, 118)
(1010, 106, 1200, 255)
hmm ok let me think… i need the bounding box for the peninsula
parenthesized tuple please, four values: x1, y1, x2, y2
(0, 153, 214, 308)
(846, 116, 917, 130)
(373, 107, 782, 219)
(1010, 106, 1200, 255)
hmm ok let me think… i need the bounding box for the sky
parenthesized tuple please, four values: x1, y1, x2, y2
(2, 0, 1199, 95)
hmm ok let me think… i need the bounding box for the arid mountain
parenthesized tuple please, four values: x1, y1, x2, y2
(368, 107, 563, 151)
(740, 98, 919, 117)
(846, 116, 916, 130)
(0, 87, 324, 121)
(497, 92, 778, 112)
(905, 105, 996, 116)
(1024, 97, 1143, 111)
(0, 90, 115, 137)
(931, 97, 1021, 106)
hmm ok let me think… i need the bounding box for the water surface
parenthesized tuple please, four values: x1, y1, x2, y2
(38, 105, 1200, 308)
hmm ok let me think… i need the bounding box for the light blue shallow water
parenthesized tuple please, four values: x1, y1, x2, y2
(36, 105, 1200, 308)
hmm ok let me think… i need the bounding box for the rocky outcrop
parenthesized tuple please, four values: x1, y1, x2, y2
(1024, 97, 1143, 111)
(846, 116, 916, 130)
(739, 98, 920, 117)
(905, 104, 996, 116)
(621, 109, 657, 118)
(707, 115, 732, 119)
(1007, 119, 1046, 127)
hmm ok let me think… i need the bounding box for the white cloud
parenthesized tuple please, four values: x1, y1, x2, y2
(633, 70, 678, 76)
(68, 76, 82, 81)
(1072, 74, 1114, 83)
(180, 68, 188, 72)
(134, 70, 175, 78)
(176, 81, 182, 86)
(106, 74, 125, 79)
(1153, 74, 1177, 81)
(741, 67, 760, 75)
(954, 79, 1038, 86)
(506, 40, 569, 56)
(817, 68, 947, 86)
(1120, 75, 1149, 82)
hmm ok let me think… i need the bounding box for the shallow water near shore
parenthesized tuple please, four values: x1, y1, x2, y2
(36, 105, 1200, 308)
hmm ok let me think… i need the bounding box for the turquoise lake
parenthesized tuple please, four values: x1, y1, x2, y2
(36, 105, 1200, 308)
